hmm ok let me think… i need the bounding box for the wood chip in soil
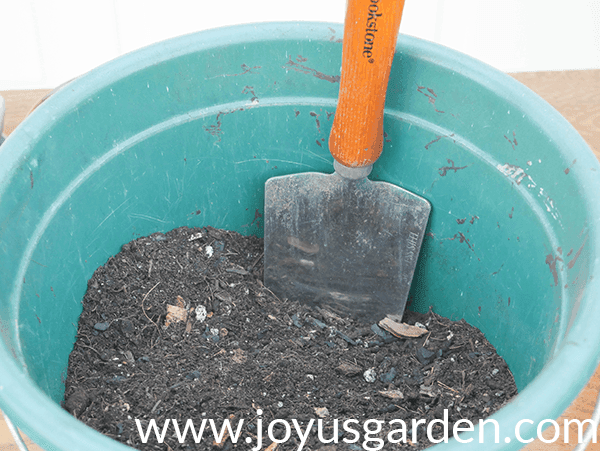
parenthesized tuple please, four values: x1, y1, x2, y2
(63, 225, 518, 450)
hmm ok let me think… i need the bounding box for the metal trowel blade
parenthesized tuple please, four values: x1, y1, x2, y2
(263, 170, 430, 322)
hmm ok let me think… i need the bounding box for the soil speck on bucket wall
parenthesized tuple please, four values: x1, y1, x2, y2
(64, 226, 517, 450)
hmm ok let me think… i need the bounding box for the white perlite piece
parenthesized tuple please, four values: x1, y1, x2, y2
(195, 305, 207, 322)
(363, 368, 376, 383)
(205, 245, 214, 257)
(314, 407, 329, 418)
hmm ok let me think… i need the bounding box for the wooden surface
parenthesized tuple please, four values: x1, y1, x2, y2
(1, 70, 600, 449)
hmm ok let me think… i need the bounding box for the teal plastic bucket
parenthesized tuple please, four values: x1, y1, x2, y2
(1, 22, 599, 450)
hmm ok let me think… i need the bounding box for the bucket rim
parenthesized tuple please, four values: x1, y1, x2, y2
(1, 21, 600, 450)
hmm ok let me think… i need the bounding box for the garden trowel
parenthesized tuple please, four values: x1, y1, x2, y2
(263, 0, 430, 322)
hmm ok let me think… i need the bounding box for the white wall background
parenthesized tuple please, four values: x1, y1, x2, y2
(1, 0, 599, 90)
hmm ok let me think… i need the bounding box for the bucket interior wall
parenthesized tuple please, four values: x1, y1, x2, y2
(0, 23, 598, 450)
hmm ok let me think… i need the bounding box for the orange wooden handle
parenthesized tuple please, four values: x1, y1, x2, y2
(329, 0, 406, 168)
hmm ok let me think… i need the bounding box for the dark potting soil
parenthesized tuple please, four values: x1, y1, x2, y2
(64, 226, 518, 450)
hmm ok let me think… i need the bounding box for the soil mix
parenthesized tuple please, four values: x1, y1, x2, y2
(63, 225, 518, 450)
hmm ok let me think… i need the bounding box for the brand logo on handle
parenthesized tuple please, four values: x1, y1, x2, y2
(363, 0, 381, 62)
